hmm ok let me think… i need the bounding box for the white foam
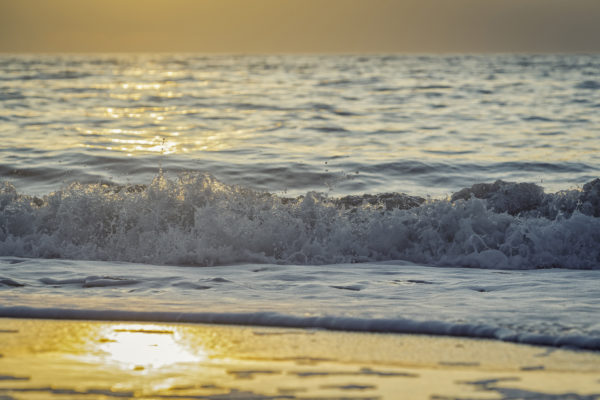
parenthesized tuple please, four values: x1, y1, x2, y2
(1, 175, 599, 269)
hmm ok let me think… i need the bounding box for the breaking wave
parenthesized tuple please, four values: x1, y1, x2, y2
(1, 173, 599, 269)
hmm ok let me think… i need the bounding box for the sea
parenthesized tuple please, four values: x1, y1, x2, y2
(0, 54, 599, 350)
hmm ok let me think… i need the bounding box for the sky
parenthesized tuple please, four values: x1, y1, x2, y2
(1, 0, 599, 53)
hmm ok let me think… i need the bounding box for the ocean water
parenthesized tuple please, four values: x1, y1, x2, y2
(1, 54, 599, 349)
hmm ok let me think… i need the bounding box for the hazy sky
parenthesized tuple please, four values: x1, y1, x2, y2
(1, 0, 599, 53)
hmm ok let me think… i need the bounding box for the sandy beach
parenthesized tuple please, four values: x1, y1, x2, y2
(0, 318, 598, 399)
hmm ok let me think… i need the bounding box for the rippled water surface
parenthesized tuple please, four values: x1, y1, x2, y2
(2, 54, 599, 196)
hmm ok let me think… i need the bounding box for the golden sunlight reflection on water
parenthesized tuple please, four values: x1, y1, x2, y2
(3, 55, 596, 198)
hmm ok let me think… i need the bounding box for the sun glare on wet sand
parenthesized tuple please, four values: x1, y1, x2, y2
(0, 319, 599, 399)
(93, 324, 206, 370)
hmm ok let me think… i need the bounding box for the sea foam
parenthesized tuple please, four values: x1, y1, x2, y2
(1, 173, 599, 269)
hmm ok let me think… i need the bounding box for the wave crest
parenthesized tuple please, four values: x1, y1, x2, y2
(1, 174, 599, 269)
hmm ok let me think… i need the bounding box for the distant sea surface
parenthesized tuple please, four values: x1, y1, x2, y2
(1, 54, 599, 196)
(1, 54, 599, 349)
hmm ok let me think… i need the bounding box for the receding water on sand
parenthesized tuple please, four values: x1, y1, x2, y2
(1, 257, 599, 350)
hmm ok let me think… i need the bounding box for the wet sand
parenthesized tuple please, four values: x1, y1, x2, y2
(0, 318, 598, 399)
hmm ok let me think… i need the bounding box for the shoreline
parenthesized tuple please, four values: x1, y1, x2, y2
(2, 306, 599, 352)
(1, 318, 599, 399)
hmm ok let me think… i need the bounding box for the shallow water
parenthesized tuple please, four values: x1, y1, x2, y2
(2, 257, 599, 350)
